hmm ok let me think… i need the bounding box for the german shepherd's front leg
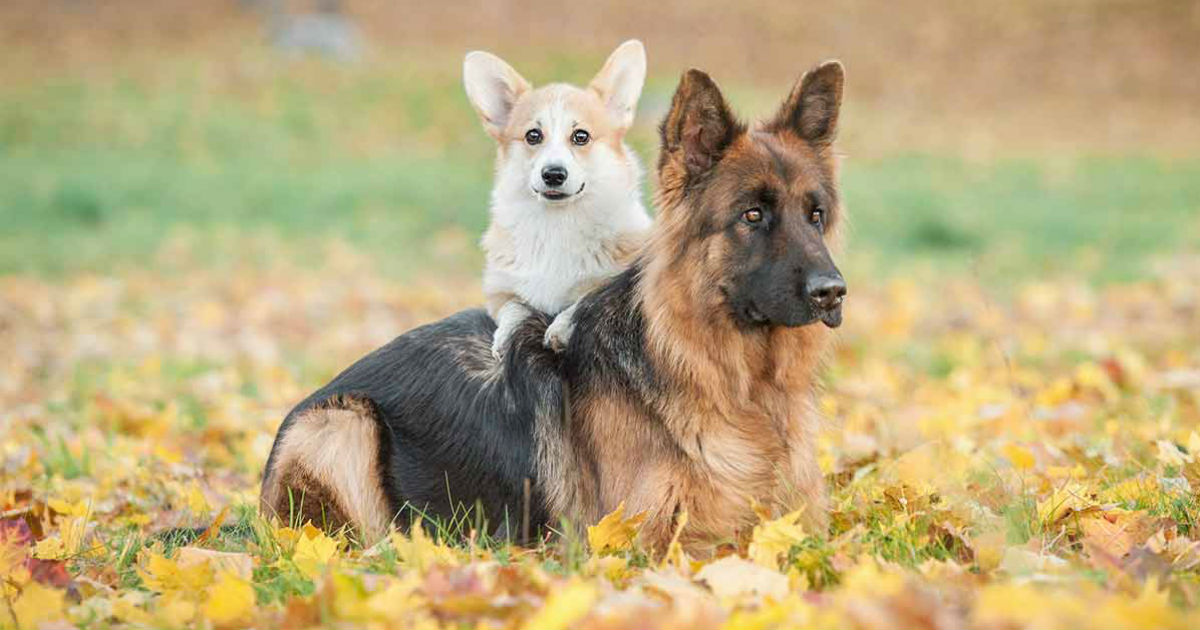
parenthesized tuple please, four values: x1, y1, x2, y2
(782, 415, 829, 536)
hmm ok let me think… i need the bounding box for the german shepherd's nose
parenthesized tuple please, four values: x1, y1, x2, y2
(541, 165, 568, 187)
(806, 274, 847, 310)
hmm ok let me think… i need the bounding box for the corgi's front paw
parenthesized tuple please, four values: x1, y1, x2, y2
(544, 310, 576, 353)
(490, 300, 530, 361)
(491, 329, 511, 361)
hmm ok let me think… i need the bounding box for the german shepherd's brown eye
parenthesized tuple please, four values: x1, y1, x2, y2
(742, 208, 764, 224)
(525, 129, 543, 145)
(571, 129, 590, 146)
(809, 208, 825, 227)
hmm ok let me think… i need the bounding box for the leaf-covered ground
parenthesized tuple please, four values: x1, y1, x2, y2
(3, 251, 1200, 629)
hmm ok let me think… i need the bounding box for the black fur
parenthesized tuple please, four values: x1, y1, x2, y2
(262, 308, 561, 537)
(263, 260, 665, 541)
(562, 262, 659, 406)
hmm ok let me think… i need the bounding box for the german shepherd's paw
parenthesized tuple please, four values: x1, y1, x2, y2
(543, 304, 578, 353)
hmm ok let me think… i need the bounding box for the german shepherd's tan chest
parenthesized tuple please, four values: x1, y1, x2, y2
(578, 387, 814, 551)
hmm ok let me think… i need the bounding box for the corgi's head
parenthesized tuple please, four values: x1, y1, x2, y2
(464, 40, 646, 209)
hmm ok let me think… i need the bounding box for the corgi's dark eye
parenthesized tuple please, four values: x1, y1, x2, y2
(742, 208, 764, 224)
(571, 129, 590, 146)
(809, 207, 825, 227)
(524, 129, 543, 145)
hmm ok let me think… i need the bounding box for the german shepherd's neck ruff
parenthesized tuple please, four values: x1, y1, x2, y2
(261, 62, 847, 552)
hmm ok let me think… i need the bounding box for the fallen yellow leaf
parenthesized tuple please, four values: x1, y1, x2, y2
(390, 520, 458, 571)
(138, 550, 214, 594)
(203, 570, 256, 625)
(587, 501, 647, 556)
(520, 580, 596, 630)
(11, 582, 66, 630)
(748, 509, 806, 569)
(292, 529, 340, 578)
(1003, 443, 1036, 470)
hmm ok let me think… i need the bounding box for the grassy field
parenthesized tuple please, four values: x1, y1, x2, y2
(2, 2, 1200, 628)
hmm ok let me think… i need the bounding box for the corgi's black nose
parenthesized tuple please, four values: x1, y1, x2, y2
(541, 166, 568, 187)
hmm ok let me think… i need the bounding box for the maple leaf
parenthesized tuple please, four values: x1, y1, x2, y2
(292, 528, 340, 579)
(203, 570, 257, 626)
(748, 509, 807, 569)
(46, 498, 89, 518)
(390, 519, 457, 571)
(1002, 443, 1036, 470)
(1079, 509, 1158, 561)
(520, 580, 597, 630)
(10, 582, 66, 630)
(587, 501, 647, 556)
(31, 515, 88, 560)
(138, 549, 214, 594)
(1, 521, 30, 579)
(156, 592, 198, 628)
(364, 574, 426, 622)
(1037, 481, 1096, 525)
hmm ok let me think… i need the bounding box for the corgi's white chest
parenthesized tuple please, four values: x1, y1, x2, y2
(484, 200, 649, 315)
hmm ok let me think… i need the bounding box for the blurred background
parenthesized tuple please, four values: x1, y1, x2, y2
(2, 0, 1197, 284)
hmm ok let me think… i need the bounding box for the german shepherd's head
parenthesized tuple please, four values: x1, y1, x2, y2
(652, 62, 847, 330)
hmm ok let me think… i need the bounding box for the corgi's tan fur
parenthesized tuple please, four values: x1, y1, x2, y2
(463, 40, 652, 356)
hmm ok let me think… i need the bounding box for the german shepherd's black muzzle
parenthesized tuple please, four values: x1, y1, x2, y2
(806, 271, 846, 328)
(733, 233, 847, 330)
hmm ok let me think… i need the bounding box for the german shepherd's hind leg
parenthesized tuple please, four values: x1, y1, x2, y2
(260, 395, 394, 544)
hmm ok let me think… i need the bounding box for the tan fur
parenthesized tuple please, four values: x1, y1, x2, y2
(260, 397, 391, 543)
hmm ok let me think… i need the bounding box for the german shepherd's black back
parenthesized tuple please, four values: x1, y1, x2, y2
(260, 309, 560, 540)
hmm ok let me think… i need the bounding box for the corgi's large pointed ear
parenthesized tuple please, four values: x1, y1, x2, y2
(768, 60, 844, 147)
(588, 40, 646, 131)
(463, 51, 532, 139)
(659, 69, 744, 182)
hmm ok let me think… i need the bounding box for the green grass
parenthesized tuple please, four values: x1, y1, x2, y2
(5, 145, 1195, 284)
(842, 155, 1200, 284)
(2, 59, 1196, 283)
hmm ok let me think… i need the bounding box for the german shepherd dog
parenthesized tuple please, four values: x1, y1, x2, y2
(260, 60, 848, 551)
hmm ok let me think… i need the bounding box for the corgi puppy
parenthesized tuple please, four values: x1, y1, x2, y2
(464, 40, 652, 357)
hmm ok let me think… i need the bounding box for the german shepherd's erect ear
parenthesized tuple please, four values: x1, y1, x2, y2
(658, 69, 747, 186)
(766, 61, 845, 148)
